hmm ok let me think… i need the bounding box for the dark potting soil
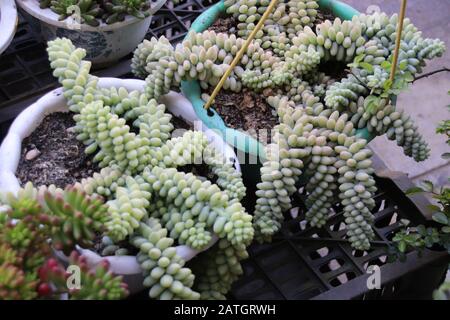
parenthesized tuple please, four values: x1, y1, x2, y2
(207, 16, 238, 35)
(315, 10, 337, 30)
(169, 111, 216, 182)
(318, 60, 349, 82)
(178, 163, 217, 183)
(169, 112, 193, 131)
(16, 112, 99, 188)
(93, 233, 139, 257)
(208, 88, 277, 144)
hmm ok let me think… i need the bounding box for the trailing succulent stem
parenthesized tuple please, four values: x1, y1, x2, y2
(254, 96, 376, 250)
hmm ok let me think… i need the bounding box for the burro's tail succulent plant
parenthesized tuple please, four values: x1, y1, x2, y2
(130, 4, 445, 252)
(143, 167, 253, 248)
(131, 31, 282, 100)
(131, 218, 200, 299)
(253, 96, 376, 250)
(224, 0, 320, 54)
(44, 37, 252, 299)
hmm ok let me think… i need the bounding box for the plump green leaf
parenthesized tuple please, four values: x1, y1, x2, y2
(383, 79, 393, 91)
(421, 180, 434, 192)
(417, 224, 427, 235)
(399, 60, 408, 71)
(354, 54, 365, 64)
(425, 237, 434, 247)
(381, 60, 391, 70)
(398, 241, 406, 253)
(432, 212, 449, 225)
(441, 226, 450, 233)
(403, 72, 414, 82)
(406, 187, 425, 195)
(364, 95, 379, 107)
(359, 62, 374, 73)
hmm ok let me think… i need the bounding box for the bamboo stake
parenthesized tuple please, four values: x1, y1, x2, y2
(204, 0, 279, 110)
(389, 0, 408, 82)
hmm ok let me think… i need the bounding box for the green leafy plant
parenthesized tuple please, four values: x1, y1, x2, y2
(397, 181, 450, 253)
(437, 92, 450, 160)
(102, 0, 151, 24)
(39, 0, 151, 25)
(395, 103, 450, 255)
(391, 101, 450, 298)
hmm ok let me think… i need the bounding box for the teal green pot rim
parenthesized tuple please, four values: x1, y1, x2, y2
(181, 0, 370, 161)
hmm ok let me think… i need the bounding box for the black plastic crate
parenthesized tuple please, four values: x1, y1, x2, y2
(229, 156, 449, 300)
(0, 12, 54, 109)
(149, 0, 215, 43)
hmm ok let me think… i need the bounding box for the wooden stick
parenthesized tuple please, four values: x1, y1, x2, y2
(204, 0, 279, 110)
(389, 0, 408, 82)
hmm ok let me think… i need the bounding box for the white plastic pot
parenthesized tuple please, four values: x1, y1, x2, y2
(0, 77, 241, 295)
(16, 0, 166, 66)
(0, 0, 18, 55)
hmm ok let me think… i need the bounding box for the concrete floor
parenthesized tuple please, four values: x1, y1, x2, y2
(344, 0, 450, 187)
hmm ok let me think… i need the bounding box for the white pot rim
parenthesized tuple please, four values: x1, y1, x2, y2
(0, 77, 241, 293)
(0, 0, 18, 55)
(17, 0, 166, 32)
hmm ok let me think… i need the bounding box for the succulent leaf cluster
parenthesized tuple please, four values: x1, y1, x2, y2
(40, 252, 129, 299)
(0, 183, 126, 299)
(102, 0, 151, 24)
(131, 218, 200, 299)
(191, 238, 249, 299)
(224, 0, 319, 54)
(143, 167, 253, 249)
(132, 32, 282, 99)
